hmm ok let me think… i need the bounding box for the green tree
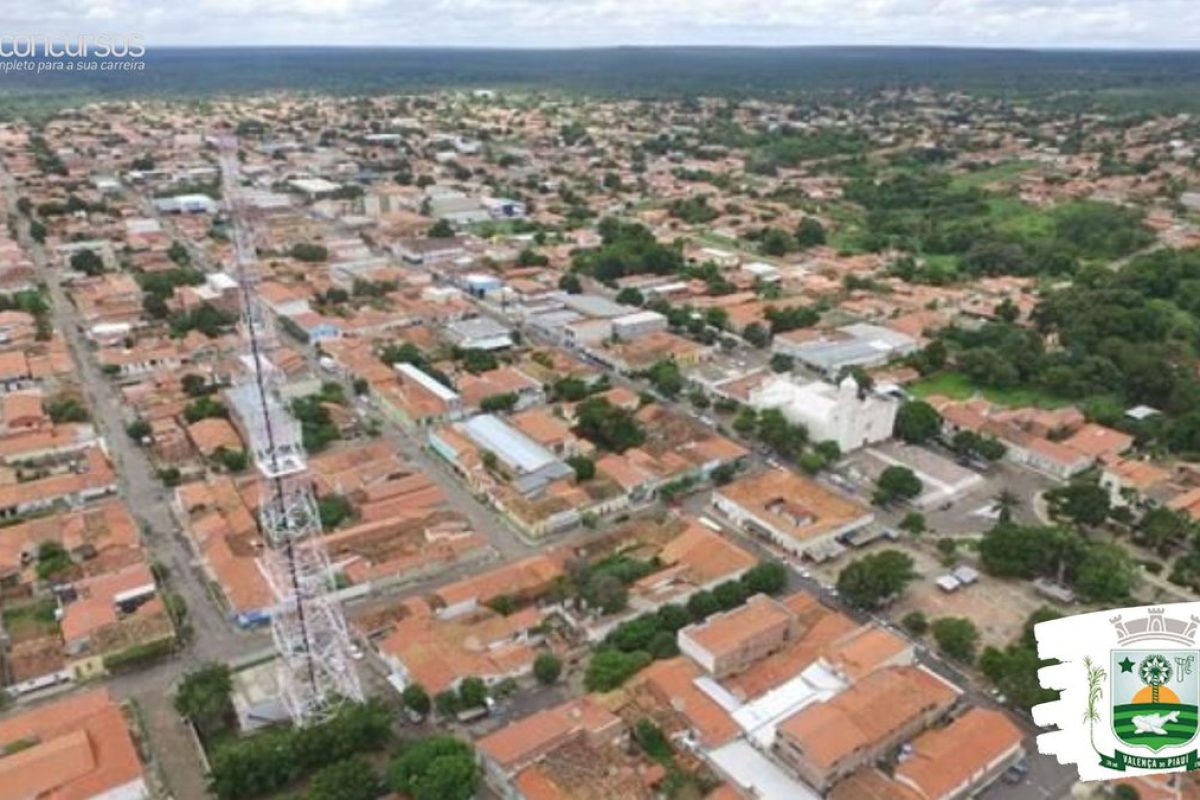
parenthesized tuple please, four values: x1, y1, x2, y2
(388, 736, 477, 800)
(894, 400, 942, 444)
(184, 396, 227, 423)
(35, 540, 72, 580)
(45, 395, 88, 423)
(583, 572, 629, 614)
(181, 373, 210, 397)
(69, 248, 105, 275)
(402, 683, 431, 717)
(1045, 482, 1110, 527)
(743, 322, 771, 349)
(434, 690, 459, 717)
(932, 617, 979, 663)
(902, 611, 929, 636)
(168, 240, 191, 266)
(1136, 507, 1194, 554)
(616, 287, 644, 306)
(1074, 543, 1136, 603)
(534, 652, 562, 685)
(900, 511, 926, 534)
(585, 649, 652, 691)
(318, 494, 352, 530)
(290, 242, 329, 262)
(559, 273, 583, 294)
(217, 448, 248, 472)
(574, 397, 645, 453)
(307, 758, 381, 800)
(646, 359, 685, 398)
(756, 408, 807, 459)
(713, 579, 748, 610)
(769, 352, 793, 372)
(759, 227, 795, 256)
(427, 219, 455, 238)
(836, 550, 917, 609)
(686, 590, 720, 620)
(457, 676, 487, 709)
(742, 561, 788, 595)
(993, 490, 1021, 523)
(567, 455, 595, 482)
(794, 217, 827, 248)
(126, 418, 152, 442)
(979, 523, 1082, 580)
(174, 663, 233, 737)
(479, 392, 518, 413)
(873, 465, 923, 506)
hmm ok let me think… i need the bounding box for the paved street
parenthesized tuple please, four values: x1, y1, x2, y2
(2, 167, 268, 800)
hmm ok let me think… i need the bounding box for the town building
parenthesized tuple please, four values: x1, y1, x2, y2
(712, 469, 873, 561)
(749, 374, 899, 453)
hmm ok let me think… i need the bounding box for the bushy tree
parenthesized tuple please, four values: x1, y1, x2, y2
(794, 217, 826, 248)
(742, 561, 788, 595)
(744, 322, 770, 348)
(402, 683, 431, 717)
(932, 616, 979, 663)
(388, 736, 477, 800)
(873, 466, 923, 506)
(902, 611, 928, 636)
(534, 652, 562, 685)
(1045, 482, 1110, 527)
(837, 550, 916, 609)
(69, 248, 104, 275)
(307, 758, 381, 800)
(585, 649, 652, 691)
(894, 400, 942, 444)
(174, 663, 233, 737)
(574, 397, 645, 453)
(458, 676, 487, 709)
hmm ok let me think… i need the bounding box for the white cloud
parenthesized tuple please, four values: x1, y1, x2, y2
(1, 0, 1198, 47)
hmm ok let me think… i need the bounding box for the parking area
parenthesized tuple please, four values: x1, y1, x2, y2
(842, 440, 985, 508)
(890, 552, 1051, 649)
(804, 536, 1054, 650)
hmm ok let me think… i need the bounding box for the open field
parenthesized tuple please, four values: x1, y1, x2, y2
(909, 371, 1071, 409)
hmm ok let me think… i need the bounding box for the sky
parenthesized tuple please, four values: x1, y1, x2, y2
(5, 0, 1200, 49)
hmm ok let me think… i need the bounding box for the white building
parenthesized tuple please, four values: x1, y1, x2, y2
(612, 310, 668, 341)
(749, 375, 899, 453)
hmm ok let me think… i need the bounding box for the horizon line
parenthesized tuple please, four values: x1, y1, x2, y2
(98, 43, 1200, 54)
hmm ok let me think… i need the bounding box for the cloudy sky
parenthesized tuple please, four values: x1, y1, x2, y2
(6, 0, 1200, 49)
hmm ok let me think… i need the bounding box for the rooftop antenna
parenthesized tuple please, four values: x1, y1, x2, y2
(216, 132, 362, 725)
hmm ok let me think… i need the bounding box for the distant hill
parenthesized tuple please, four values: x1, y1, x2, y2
(4, 46, 1200, 109)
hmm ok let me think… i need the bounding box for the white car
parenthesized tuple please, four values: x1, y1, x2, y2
(346, 644, 364, 660)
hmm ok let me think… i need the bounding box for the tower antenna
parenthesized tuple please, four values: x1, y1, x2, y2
(216, 132, 363, 725)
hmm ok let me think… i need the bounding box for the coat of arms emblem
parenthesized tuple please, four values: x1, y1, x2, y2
(1087, 609, 1200, 770)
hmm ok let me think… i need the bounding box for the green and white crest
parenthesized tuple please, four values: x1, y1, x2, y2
(1110, 648, 1200, 752)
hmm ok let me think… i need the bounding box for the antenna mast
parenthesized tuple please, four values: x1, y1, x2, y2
(216, 133, 363, 725)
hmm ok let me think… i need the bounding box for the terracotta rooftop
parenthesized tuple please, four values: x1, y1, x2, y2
(715, 469, 871, 545)
(682, 594, 794, 663)
(0, 688, 145, 800)
(776, 666, 959, 771)
(637, 657, 740, 747)
(477, 696, 622, 774)
(893, 708, 1023, 800)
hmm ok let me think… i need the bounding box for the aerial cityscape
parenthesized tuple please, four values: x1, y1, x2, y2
(5, 16, 1200, 800)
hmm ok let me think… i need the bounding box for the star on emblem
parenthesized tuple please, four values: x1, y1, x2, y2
(1119, 657, 1135, 673)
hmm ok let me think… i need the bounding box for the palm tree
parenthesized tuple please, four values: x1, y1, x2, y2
(994, 490, 1021, 523)
(1083, 656, 1107, 755)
